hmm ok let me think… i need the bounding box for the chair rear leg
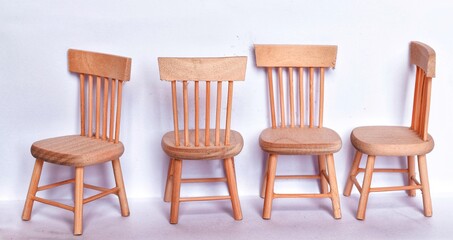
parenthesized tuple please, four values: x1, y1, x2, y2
(112, 159, 130, 217)
(407, 156, 416, 197)
(418, 155, 432, 217)
(326, 154, 341, 219)
(356, 155, 375, 220)
(224, 157, 243, 220)
(22, 159, 44, 221)
(74, 167, 84, 236)
(344, 151, 362, 196)
(318, 155, 328, 194)
(263, 154, 277, 220)
(164, 159, 175, 202)
(170, 159, 182, 224)
(260, 159, 269, 198)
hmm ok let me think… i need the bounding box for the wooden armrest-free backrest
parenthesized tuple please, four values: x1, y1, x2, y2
(68, 49, 132, 143)
(255, 44, 337, 129)
(158, 57, 247, 147)
(409, 41, 436, 141)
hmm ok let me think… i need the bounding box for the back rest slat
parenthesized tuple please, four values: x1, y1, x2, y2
(108, 79, 116, 142)
(183, 81, 189, 146)
(95, 76, 101, 138)
(79, 74, 86, 136)
(255, 44, 337, 129)
(215, 81, 222, 146)
(69, 49, 131, 143)
(278, 67, 285, 127)
(267, 68, 277, 128)
(158, 56, 247, 148)
(288, 68, 295, 128)
(298, 68, 304, 128)
(309, 67, 314, 128)
(225, 81, 234, 145)
(88, 75, 94, 137)
(319, 68, 325, 128)
(194, 81, 200, 147)
(114, 81, 123, 143)
(171, 81, 180, 146)
(102, 78, 109, 140)
(205, 81, 211, 146)
(409, 41, 436, 141)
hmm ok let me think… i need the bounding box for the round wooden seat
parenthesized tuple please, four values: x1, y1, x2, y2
(31, 135, 124, 167)
(162, 129, 243, 160)
(259, 127, 342, 155)
(351, 126, 434, 156)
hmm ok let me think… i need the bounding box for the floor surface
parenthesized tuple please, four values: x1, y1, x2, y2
(1, 193, 452, 240)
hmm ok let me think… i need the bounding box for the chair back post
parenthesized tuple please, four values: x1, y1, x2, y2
(158, 57, 247, 148)
(409, 41, 436, 141)
(255, 44, 337, 129)
(68, 49, 131, 143)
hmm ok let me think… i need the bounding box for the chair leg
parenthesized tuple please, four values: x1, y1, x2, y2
(224, 157, 243, 220)
(164, 159, 175, 202)
(318, 155, 328, 194)
(112, 159, 130, 217)
(74, 167, 84, 236)
(407, 156, 416, 197)
(170, 159, 182, 224)
(326, 154, 341, 219)
(356, 155, 375, 220)
(22, 159, 44, 221)
(418, 155, 432, 217)
(344, 151, 363, 196)
(260, 158, 269, 198)
(262, 154, 277, 220)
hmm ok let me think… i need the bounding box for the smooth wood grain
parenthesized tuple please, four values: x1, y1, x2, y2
(410, 41, 435, 77)
(23, 49, 132, 235)
(255, 44, 337, 67)
(255, 44, 341, 220)
(350, 126, 434, 156)
(159, 56, 246, 223)
(31, 135, 124, 167)
(158, 57, 247, 81)
(344, 41, 436, 220)
(68, 49, 131, 81)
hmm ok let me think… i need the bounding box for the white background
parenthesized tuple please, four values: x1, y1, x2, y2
(1, 0, 452, 201)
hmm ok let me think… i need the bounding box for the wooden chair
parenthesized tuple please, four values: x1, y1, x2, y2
(22, 49, 131, 235)
(255, 44, 342, 219)
(343, 41, 436, 220)
(159, 56, 247, 224)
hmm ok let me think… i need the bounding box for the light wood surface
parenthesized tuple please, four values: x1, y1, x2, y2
(344, 41, 436, 220)
(255, 44, 342, 219)
(22, 49, 131, 235)
(159, 56, 246, 224)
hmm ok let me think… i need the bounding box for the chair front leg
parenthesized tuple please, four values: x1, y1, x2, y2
(260, 158, 269, 198)
(170, 159, 182, 224)
(326, 154, 341, 219)
(22, 159, 44, 221)
(112, 159, 130, 217)
(224, 157, 243, 220)
(74, 167, 84, 235)
(318, 155, 328, 194)
(356, 155, 375, 220)
(344, 151, 362, 196)
(407, 156, 416, 197)
(418, 155, 432, 217)
(164, 158, 175, 202)
(263, 154, 277, 220)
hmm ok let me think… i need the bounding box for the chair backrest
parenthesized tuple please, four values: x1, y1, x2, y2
(255, 44, 337, 129)
(158, 57, 247, 147)
(68, 49, 131, 143)
(409, 41, 436, 141)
